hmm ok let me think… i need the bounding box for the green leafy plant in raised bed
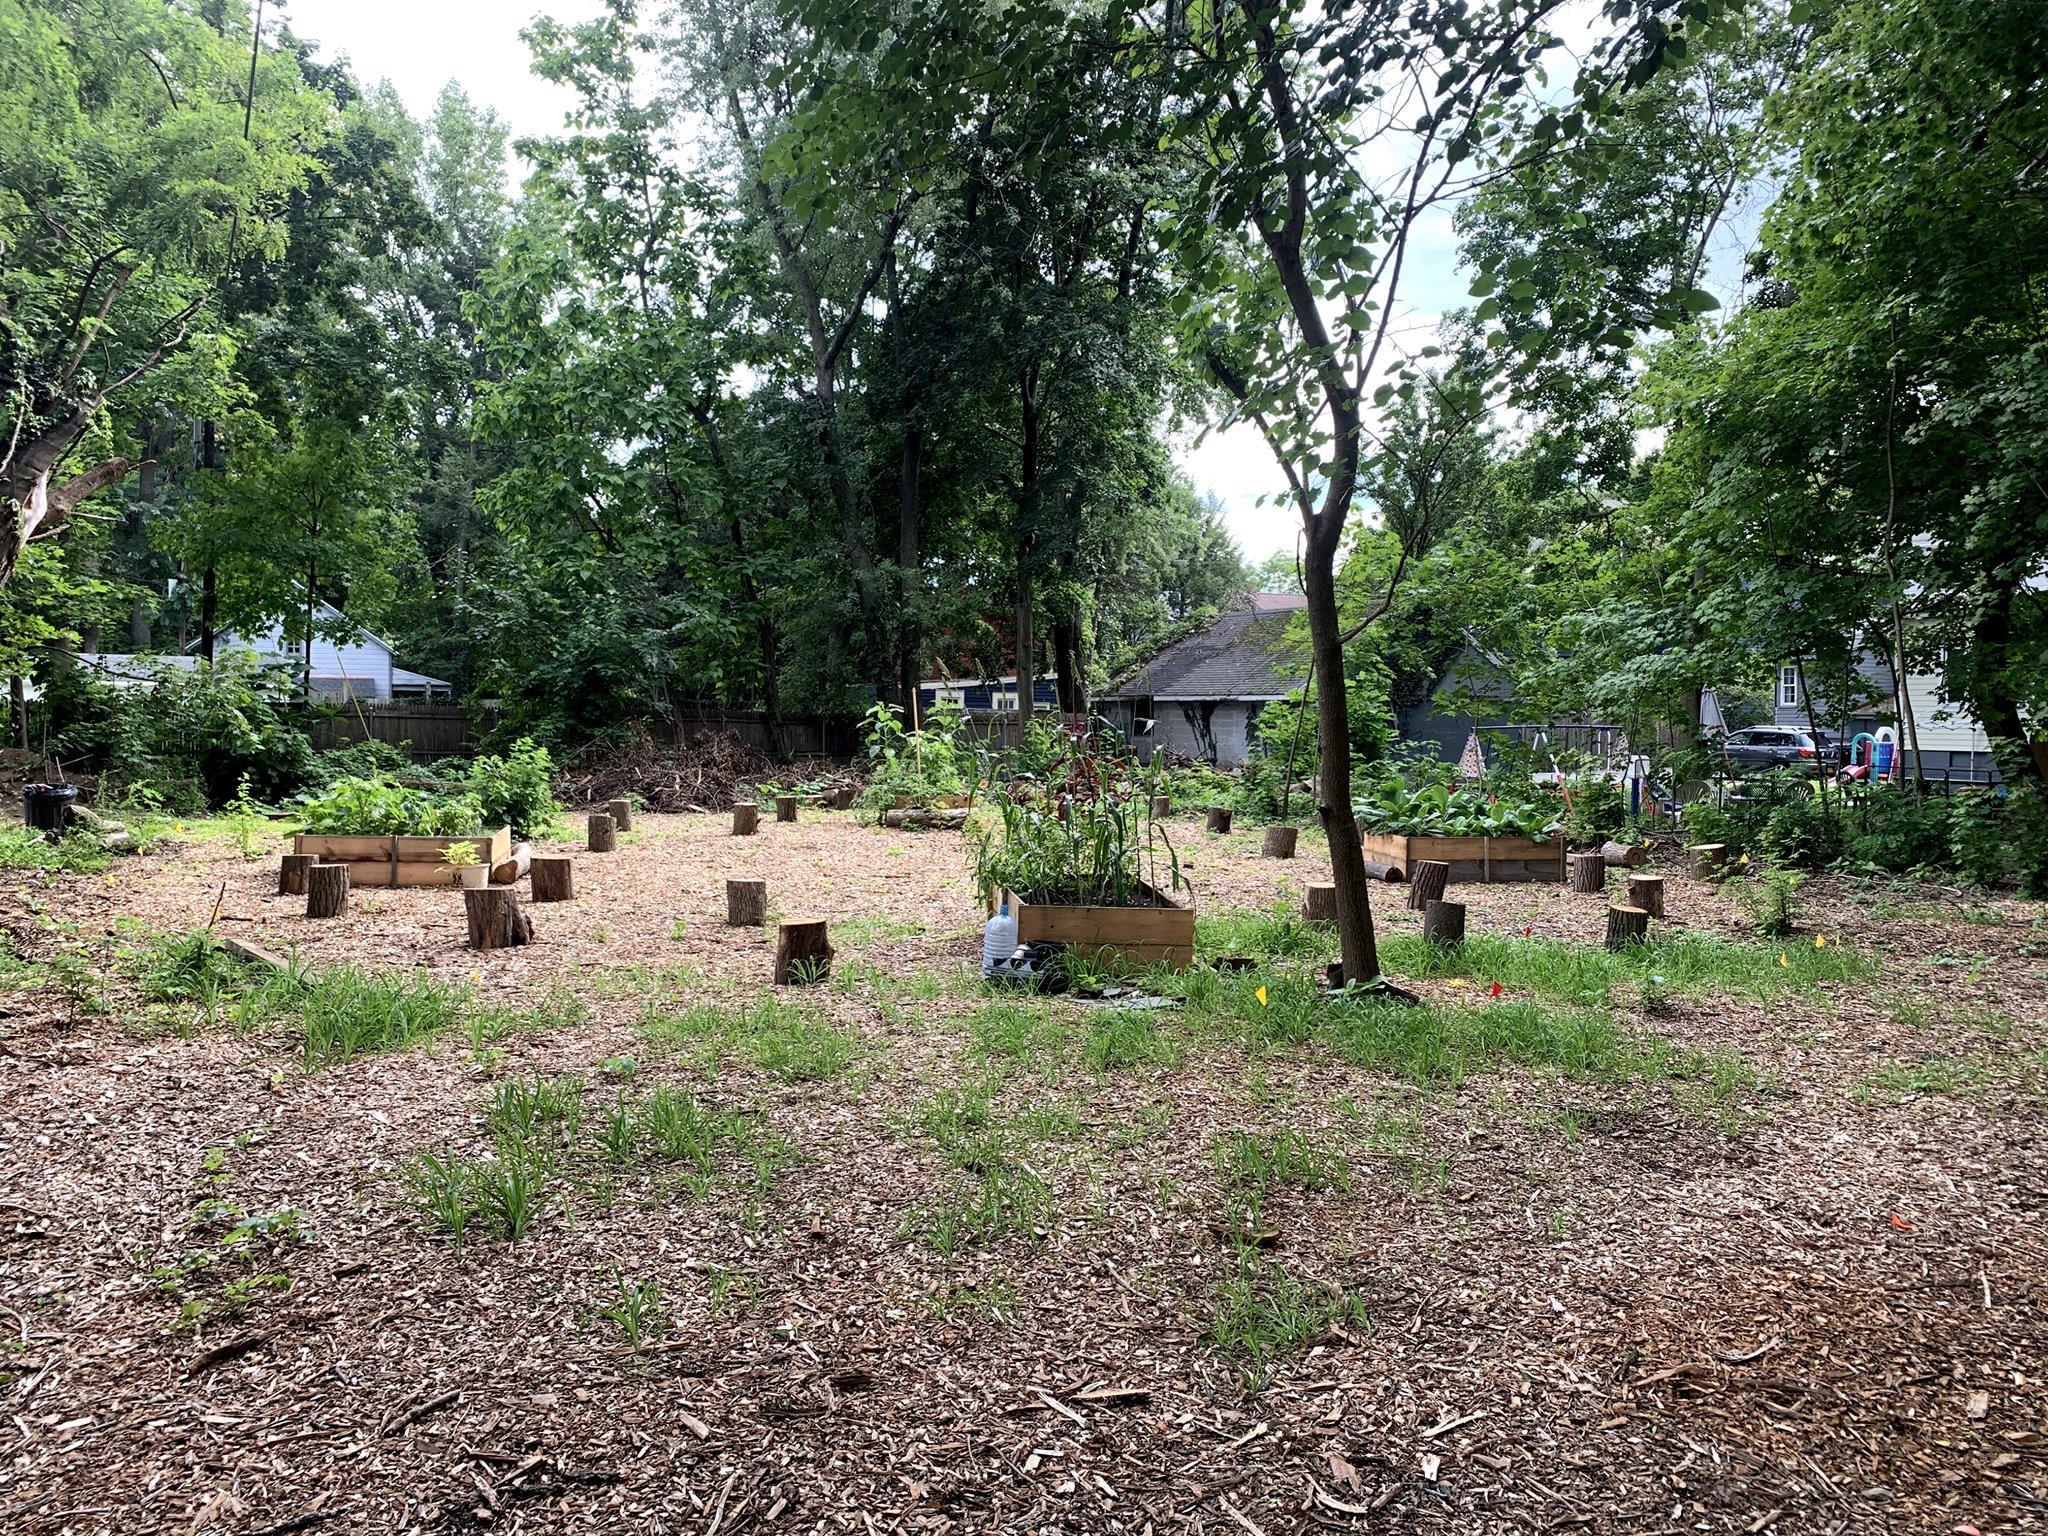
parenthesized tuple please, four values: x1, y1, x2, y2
(854, 700, 972, 817)
(1352, 777, 1559, 840)
(295, 775, 488, 837)
(969, 764, 1184, 909)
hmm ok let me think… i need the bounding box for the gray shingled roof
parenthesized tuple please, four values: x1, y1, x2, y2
(1105, 600, 1310, 702)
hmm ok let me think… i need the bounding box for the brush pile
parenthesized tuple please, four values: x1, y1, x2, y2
(560, 725, 858, 812)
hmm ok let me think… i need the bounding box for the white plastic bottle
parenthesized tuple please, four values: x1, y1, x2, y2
(981, 898, 1019, 974)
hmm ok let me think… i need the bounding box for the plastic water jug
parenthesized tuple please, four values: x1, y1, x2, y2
(981, 900, 1019, 974)
(1873, 739, 1895, 775)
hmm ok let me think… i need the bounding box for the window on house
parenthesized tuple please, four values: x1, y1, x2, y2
(1778, 665, 1800, 709)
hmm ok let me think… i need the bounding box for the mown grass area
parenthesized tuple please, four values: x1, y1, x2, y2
(639, 992, 863, 1082)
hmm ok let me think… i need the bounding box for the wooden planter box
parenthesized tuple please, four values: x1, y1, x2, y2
(293, 828, 512, 889)
(1358, 830, 1563, 885)
(1000, 882, 1196, 972)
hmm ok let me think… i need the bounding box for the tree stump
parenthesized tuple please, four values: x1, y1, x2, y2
(733, 803, 759, 836)
(773, 918, 833, 984)
(1150, 794, 1171, 820)
(1604, 903, 1651, 951)
(587, 812, 617, 852)
(1422, 898, 1466, 948)
(607, 797, 634, 833)
(1406, 859, 1450, 912)
(1626, 872, 1665, 919)
(1260, 825, 1298, 859)
(278, 853, 317, 897)
(305, 863, 349, 919)
(1303, 883, 1338, 922)
(775, 794, 798, 824)
(465, 887, 534, 950)
(727, 878, 768, 927)
(1601, 839, 1648, 868)
(1206, 806, 1233, 834)
(1568, 851, 1607, 894)
(1688, 843, 1728, 882)
(531, 856, 574, 903)
(828, 787, 857, 810)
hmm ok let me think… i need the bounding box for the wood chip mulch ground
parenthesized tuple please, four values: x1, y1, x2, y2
(2, 812, 2044, 1534)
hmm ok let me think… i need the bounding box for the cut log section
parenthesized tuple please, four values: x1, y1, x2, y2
(1150, 794, 1171, 820)
(278, 853, 317, 897)
(491, 843, 532, 885)
(1360, 859, 1405, 884)
(221, 934, 289, 971)
(530, 856, 574, 904)
(1568, 851, 1608, 894)
(733, 803, 759, 836)
(1626, 872, 1665, 919)
(1422, 898, 1466, 948)
(1688, 843, 1728, 882)
(1604, 903, 1651, 951)
(773, 918, 832, 984)
(880, 806, 970, 830)
(775, 795, 799, 824)
(465, 887, 534, 950)
(587, 813, 617, 853)
(305, 864, 349, 920)
(727, 878, 767, 927)
(607, 797, 633, 833)
(1601, 840, 1649, 868)
(1406, 860, 1450, 913)
(827, 787, 857, 810)
(1260, 826, 1298, 859)
(1206, 806, 1233, 834)
(1303, 883, 1337, 922)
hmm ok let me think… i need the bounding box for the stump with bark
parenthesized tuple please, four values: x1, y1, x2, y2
(305, 863, 349, 919)
(1260, 825, 1298, 859)
(1601, 840, 1649, 868)
(278, 853, 316, 897)
(1626, 872, 1665, 919)
(1150, 794, 1171, 820)
(733, 803, 759, 837)
(1568, 851, 1608, 894)
(607, 797, 634, 833)
(465, 887, 534, 950)
(1604, 904, 1651, 951)
(1422, 898, 1466, 948)
(1206, 806, 1233, 834)
(587, 812, 617, 853)
(773, 918, 833, 984)
(775, 794, 798, 824)
(1406, 860, 1450, 912)
(727, 878, 768, 927)
(531, 856, 574, 903)
(1688, 843, 1728, 882)
(1303, 883, 1338, 922)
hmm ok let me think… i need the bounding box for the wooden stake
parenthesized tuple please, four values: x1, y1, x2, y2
(305, 863, 349, 919)
(775, 794, 798, 824)
(465, 887, 533, 950)
(1604, 903, 1651, 951)
(1626, 872, 1665, 919)
(1422, 898, 1466, 948)
(726, 878, 767, 927)
(1688, 843, 1728, 882)
(1206, 806, 1233, 834)
(1406, 860, 1450, 912)
(278, 853, 316, 897)
(531, 856, 574, 903)
(1568, 851, 1607, 894)
(1302, 883, 1337, 922)
(773, 918, 832, 984)
(1260, 825, 1298, 859)
(587, 812, 617, 853)
(607, 797, 633, 833)
(733, 803, 759, 836)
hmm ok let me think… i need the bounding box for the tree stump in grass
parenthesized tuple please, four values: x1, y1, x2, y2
(531, 856, 574, 903)
(587, 812, 617, 852)
(1406, 859, 1450, 912)
(1627, 872, 1665, 919)
(607, 797, 633, 833)
(1206, 806, 1233, 834)
(278, 853, 316, 897)
(1568, 851, 1607, 894)
(1604, 904, 1651, 951)
(465, 887, 533, 950)
(1261, 825, 1298, 859)
(773, 918, 832, 984)
(305, 863, 349, 919)
(1601, 840, 1648, 868)
(1688, 843, 1728, 882)
(727, 878, 767, 927)
(775, 795, 798, 824)
(1150, 794, 1171, 820)
(1422, 898, 1466, 948)
(733, 803, 759, 836)
(1303, 883, 1337, 922)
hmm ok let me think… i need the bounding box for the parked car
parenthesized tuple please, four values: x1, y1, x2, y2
(1717, 728, 1845, 773)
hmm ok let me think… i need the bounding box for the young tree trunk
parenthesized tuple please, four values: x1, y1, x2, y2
(1303, 554, 1380, 986)
(898, 424, 923, 710)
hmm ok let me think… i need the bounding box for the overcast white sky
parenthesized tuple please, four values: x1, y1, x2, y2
(278, 0, 1483, 565)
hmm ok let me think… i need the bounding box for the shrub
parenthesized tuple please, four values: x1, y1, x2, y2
(1841, 789, 1949, 874)
(1560, 774, 1629, 845)
(461, 738, 560, 837)
(1947, 790, 2010, 890)
(307, 739, 414, 786)
(1760, 791, 1847, 868)
(88, 657, 314, 810)
(856, 701, 971, 815)
(296, 775, 487, 836)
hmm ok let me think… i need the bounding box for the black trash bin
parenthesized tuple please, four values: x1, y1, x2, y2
(23, 782, 78, 833)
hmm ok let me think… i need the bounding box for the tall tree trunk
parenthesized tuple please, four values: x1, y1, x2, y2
(1016, 368, 1040, 722)
(1052, 618, 1083, 716)
(1304, 544, 1379, 985)
(199, 419, 220, 662)
(897, 424, 922, 710)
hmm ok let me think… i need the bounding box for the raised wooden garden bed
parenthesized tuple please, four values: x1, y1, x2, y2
(1358, 830, 1563, 885)
(999, 882, 1195, 972)
(293, 828, 513, 889)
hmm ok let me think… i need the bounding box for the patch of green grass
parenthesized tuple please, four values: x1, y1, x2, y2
(1197, 906, 1338, 964)
(836, 914, 929, 945)
(0, 824, 113, 875)
(486, 1074, 585, 1149)
(1213, 1128, 1350, 1201)
(1855, 1055, 1985, 1104)
(242, 965, 469, 1069)
(1081, 1008, 1185, 1072)
(1204, 1249, 1367, 1390)
(902, 1081, 1071, 1255)
(639, 994, 860, 1082)
(464, 986, 589, 1047)
(596, 1271, 665, 1349)
(969, 998, 1074, 1074)
(927, 1277, 1019, 1323)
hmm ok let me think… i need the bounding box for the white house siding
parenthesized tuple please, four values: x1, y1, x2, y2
(1152, 699, 1261, 767)
(237, 613, 393, 699)
(1901, 673, 1991, 754)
